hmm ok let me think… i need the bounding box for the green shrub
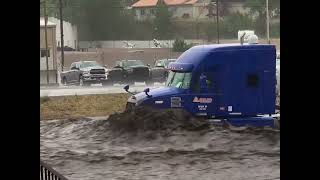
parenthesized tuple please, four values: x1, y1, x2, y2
(221, 12, 254, 38)
(172, 39, 193, 52)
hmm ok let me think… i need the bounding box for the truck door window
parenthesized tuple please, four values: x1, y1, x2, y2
(200, 73, 212, 93)
(70, 63, 76, 70)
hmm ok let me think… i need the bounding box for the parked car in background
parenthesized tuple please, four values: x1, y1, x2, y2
(57, 46, 75, 51)
(149, 59, 176, 84)
(276, 52, 280, 107)
(107, 60, 152, 85)
(276, 53, 280, 96)
(60, 61, 109, 86)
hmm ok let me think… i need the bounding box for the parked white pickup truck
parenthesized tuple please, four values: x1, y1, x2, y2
(60, 61, 109, 86)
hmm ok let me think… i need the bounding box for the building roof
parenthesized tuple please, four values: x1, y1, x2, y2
(164, 0, 198, 5)
(40, 17, 56, 27)
(132, 0, 158, 7)
(131, 0, 198, 8)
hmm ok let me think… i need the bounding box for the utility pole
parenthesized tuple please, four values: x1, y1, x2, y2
(266, 0, 270, 44)
(216, 0, 220, 44)
(43, 0, 50, 84)
(59, 0, 65, 71)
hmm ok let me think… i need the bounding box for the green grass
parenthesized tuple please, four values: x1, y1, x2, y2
(40, 94, 130, 120)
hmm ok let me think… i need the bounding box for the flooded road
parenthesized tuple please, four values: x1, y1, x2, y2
(40, 117, 280, 180)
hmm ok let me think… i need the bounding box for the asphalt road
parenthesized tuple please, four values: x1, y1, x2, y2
(40, 83, 165, 97)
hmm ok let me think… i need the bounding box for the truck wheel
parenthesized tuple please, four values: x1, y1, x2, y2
(79, 77, 84, 86)
(79, 77, 90, 86)
(83, 82, 91, 86)
(102, 81, 113, 86)
(274, 118, 280, 129)
(146, 80, 154, 86)
(62, 77, 67, 86)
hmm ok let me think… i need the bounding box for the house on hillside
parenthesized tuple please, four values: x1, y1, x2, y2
(131, 0, 248, 21)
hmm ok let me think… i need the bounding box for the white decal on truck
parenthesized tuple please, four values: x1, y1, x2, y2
(198, 105, 207, 111)
(193, 97, 212, 103)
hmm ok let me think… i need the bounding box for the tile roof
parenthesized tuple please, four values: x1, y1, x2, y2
(132, 0, 159, 7)
(132, 0, 198, 8)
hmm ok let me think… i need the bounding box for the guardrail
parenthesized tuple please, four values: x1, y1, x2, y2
(40, 160, 68, 180)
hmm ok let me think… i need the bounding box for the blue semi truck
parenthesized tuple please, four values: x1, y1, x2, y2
(124, 42, 278, 128)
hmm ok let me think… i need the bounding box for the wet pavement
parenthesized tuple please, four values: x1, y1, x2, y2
(40, 83, 164, 97)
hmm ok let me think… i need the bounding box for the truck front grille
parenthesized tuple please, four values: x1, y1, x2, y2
(90, 69, 105, 75)
(133, 67, 149, 77)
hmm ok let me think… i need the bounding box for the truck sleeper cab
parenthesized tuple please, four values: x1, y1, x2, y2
(127, 44, 276, 127)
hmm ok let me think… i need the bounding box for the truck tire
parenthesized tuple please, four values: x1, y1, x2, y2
(79, 76, 84, 86)
(274, 118, 280, 130)
(102, 80, 113, 86)
(79, 76, 90, 86)
(146, 80, 154, 86)
(62, 77, 67, 86)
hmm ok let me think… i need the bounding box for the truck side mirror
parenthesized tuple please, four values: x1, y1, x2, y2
(124, 85, 130, 92)
(114, 65, 124, 69)
(147, 64, 151, 67)
(144, 88, 152, 98)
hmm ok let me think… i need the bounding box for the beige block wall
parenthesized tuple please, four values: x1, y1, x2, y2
(60, 48, 182, 69)
(59, 38, 280, 70)
(40, 26, 57, 70)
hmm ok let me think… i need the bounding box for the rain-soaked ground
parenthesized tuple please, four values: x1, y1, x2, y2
(40, 112, 280, 180)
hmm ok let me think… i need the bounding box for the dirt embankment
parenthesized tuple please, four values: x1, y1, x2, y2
(40, 94, 130, 120)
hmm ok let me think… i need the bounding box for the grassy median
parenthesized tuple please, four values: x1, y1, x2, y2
(40, 94, 130, 120)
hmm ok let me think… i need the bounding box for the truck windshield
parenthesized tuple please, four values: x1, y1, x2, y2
(166, 71, 192, 89)
(124, 60, 144, 67)
(81, 61, 100, 68)
(155, 60, 165, 67)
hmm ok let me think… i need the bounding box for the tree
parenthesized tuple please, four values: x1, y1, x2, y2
(153, 3, 172, 39)
(244, 0, 280, 36)
(40, 0, 130, 40)
(172, 39, 193, 52)
(245, 0, 280, 16)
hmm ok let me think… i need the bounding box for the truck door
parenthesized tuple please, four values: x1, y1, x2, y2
(68, 63, 77, 83)
(70, 63, 79, 83)
(74, 63, 81, 82)
(186, 72, 218, 117)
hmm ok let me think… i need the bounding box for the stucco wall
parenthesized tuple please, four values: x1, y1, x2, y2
(49, 17, 78, 49)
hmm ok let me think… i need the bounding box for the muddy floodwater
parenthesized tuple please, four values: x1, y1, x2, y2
(40, 118, 280, 180)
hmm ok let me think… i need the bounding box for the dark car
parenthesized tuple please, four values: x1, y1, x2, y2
(57, 46, 75, 51)
(60, 61, 108, 86)
(150, 59, 176, 84)
(107, 60, 152, 85)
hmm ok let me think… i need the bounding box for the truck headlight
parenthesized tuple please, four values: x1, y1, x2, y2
(83, 71, 90, 76)
(127, 69, 133, 73)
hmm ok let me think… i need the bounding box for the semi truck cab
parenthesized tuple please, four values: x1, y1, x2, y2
(126, 43, 277, 128)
